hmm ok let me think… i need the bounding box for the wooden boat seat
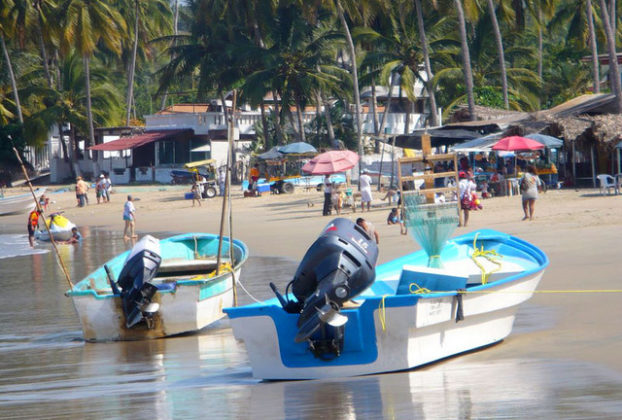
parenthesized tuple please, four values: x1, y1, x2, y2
(396, 265, 469, 295)
(155, 257, 232, 278)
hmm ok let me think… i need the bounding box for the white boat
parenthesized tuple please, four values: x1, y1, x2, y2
(36, 212, 77, 241)
(66, 233, 248, 341)
(225, 219, 548, 380)
(0, 188, 46, 216)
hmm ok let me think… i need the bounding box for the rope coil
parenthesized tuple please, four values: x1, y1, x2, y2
(470, 232, 503, 284)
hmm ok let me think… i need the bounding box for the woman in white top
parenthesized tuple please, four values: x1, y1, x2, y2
(458, 172, 475, 227)
(359, 170, 373, 211)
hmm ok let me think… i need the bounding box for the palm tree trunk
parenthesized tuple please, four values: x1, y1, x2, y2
(537, 8, 543, 83)
(371, 76, 379, 135)
(415, 0, 440, 126)
(599, 0, 622, 112)
(37, 29, 53, 88)
(260, 99, 270, 148)
(377, 73, 394, 136)
(160, 0, 179, 110)
(454, 0, 476, 120)
(587, 0, 600, 94)
(272, 90, 285, 143)
(58, 122, 69, 162)
(371, 77, 379, 152)
(83, 56, 95, 154)
(336, 1, 363, 159)
(321, 92, 335, 142)
(486, 0, 509, 109)
(295, 99, 306, 142)
(0, 35, 23, 124)
(126, 0, 140, 126)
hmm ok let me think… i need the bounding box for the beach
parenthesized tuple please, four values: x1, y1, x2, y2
(2, 184, 622, 417)
(3, 183, 622, 371)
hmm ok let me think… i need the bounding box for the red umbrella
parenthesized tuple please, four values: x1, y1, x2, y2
(302, 150, 359, 175)
(492, 136, 545, 151)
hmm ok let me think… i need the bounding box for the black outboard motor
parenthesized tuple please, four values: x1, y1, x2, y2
(110, 235, 162, 329)
(271, 218, 378, 358)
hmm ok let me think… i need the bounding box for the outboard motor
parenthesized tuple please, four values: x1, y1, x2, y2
(271, 218, 378, 358)
(109, 235, 162, 329)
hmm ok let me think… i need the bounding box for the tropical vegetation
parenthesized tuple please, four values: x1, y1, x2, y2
(1, 0, 622, 166)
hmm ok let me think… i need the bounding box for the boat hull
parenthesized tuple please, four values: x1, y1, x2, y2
(226, 229, 548, 380)
(67, 233, 248, 341)
(72, 268, 240, 341)
(0, 188, 46, 216)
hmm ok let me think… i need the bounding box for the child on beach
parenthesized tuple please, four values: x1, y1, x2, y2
(191, 182, 202, 207)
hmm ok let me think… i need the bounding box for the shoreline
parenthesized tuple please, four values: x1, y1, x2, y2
(2, 184, 622, 372)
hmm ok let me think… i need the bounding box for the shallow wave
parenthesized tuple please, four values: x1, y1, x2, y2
(0, 234, 49, 259)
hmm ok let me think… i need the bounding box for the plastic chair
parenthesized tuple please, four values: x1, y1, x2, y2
(596, 174, 617, 195)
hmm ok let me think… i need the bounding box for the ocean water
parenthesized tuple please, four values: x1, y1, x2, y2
(1, 229, 622, 419)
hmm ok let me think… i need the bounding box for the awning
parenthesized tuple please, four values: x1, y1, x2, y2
(451, 133, 504, 152)
(191, 144, 211, 153)
(89, 129, 193, 151)
(184, 159, 216, 169)
(378, 128, 482, 149)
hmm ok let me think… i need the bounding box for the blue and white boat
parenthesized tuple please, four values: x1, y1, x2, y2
(67, 233, 248, 342)
(225, 219, 548, 380)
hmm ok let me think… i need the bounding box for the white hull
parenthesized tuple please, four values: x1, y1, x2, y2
(71, 267, 240, 341)
(0, 188, 46, 216)
(36, 223, 76, 241)
(229, 271, 543, 380)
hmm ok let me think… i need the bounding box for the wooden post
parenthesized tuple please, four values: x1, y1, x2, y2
(421, 133, 434, 203)
(590, 144, 596, 188)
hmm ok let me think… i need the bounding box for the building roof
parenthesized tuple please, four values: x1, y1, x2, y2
(89, 129, 193, 151)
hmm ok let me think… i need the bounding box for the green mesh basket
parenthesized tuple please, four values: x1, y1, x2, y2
(402, 191, 459, 268)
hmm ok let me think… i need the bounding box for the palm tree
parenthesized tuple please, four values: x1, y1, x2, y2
(484, 0, 510, 109)
(0, 0, 25, 123)
(121, 0, 171, 126)
(414, 0, 439, 126)
(58, 0, 125, 150)
(598, 0, 622, 112)
(22, 53, 122, 164)
(453, 0, 476, 119)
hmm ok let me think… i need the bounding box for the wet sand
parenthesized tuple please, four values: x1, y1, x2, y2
(2, 183, 622, 376)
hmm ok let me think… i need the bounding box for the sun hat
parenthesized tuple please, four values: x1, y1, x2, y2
(99, 174, 104, 178)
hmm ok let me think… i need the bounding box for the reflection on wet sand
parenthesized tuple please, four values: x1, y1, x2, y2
(245, 358, 622, 419)
(2, 231, 622, 418)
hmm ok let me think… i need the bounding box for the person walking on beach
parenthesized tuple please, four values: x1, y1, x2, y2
(356, 217, 379, 244)
(520, 165, 542, 221)
(103, 173, 112, 202)
(123, 195, 137, 240)
(95, 175, 105, 204)
(75, 176, 89, 207)
(27, 209, 42, 247)
(191, 182, 202, 207)
(322, 175, 332, 216)
(359, 170, 373, 212)
(458, 172, 475, 227)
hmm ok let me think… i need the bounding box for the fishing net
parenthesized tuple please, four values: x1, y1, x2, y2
(402, 191, 460, 268)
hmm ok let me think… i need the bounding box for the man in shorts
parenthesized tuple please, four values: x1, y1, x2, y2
(123, 195, 137, 240)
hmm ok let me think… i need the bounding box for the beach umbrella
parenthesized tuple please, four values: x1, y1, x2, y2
(524, 133, 563, 149)
(257, 147, 284, 160)
(492, 136, 545, 151)
(301, 150, 359, 174)
(277, 142, 317, 155)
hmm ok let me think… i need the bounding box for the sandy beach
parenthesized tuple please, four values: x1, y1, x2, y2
(2, 183, 622, 373)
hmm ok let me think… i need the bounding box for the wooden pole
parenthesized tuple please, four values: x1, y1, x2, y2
(228, 91, 238, 306)
(12, 145, 73, 291)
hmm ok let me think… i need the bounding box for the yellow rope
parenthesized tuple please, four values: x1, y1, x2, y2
(470, 232, 503, 284)
(207, 262, 233, 278)
(463, 289, 622, 294)
(379, 294, 389, 332)
(409, 282, 431, 294)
